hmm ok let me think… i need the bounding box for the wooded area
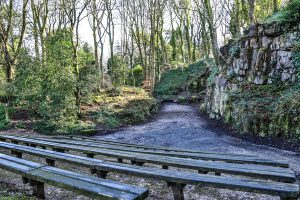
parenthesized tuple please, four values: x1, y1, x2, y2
(0, 0, 297, 134)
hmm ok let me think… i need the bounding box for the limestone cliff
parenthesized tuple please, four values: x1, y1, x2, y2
(204, 22, 300, 142)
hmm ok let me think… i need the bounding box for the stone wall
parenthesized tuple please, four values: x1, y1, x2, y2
(204, 22, 300, 140)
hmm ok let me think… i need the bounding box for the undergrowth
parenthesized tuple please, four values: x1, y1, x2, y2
(228, 40, 300, 141)
(154, 59, 213, 98)
(90, 87, 157, 128)
(264, 0, 300, 26)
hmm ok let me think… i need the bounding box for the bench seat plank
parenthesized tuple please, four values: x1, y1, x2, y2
(52, 136, 259, 157)
(0, 153, 148, 200)
(0, 142, 296, 183)
(0, 135, 289, 168)
(30, 137, 260, 160)
(0, 150, 298, 199)
(27, 166, 149, 200)
(95, 161, 299, 198)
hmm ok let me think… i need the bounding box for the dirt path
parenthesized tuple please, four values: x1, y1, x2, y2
(94, 103, 300, 199)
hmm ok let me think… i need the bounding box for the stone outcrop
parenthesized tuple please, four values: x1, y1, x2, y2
(204, 22, 300, 140)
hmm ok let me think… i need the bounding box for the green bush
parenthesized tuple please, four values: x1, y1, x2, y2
(154, 59, 212, 98)
(92, 108, 120, 128)
(264, 0, 300, 25)
(0, 104, 10, 130)
(33, 120, 96, 135)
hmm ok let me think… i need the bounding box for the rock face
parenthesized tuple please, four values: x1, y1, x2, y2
(204, 22, 300, 141)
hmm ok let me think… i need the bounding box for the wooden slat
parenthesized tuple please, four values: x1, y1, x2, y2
(27, 166, 149, 200)
(95, 162, 299, 198)
(29, 137, 261, 161)
(0, 143, 298, 199)
(0, 142, 296, 183)
(0, 153, 149, 200)
(0, 135, 289, 168)
(48, 135, 258, 157)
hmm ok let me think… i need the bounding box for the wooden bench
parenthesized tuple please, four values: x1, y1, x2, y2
(0, 135, 289, 167)
(52, 135, 259, 157)
(0, 153, 149, 200)
(0, 140, 299, 200)
(28, 136, 261, 161)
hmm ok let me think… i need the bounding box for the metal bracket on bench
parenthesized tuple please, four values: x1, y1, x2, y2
(167, 182, 186, 200)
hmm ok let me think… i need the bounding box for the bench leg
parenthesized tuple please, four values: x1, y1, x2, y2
(87, 153, 95, 158)
(117, 158, 123, 163)
(30, 180, 45, 199)
(96, 170, 108, 179)
(168, 182, 186, 200)
(130, 160, 136, 165)
(53, 148, 65, 153)
(162, 165, 169, 169)
(22, 177, 29, 184)
(46, 159, 55, 167)
(11, 150, 22, 158)
(198, 170, 208, 174)
(91, 168, 97, 174)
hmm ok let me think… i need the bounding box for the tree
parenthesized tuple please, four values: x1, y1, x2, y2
(0, 0, 29, 83)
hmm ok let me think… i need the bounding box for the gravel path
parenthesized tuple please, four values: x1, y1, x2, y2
(96, 103, 300, 172)
(93, 103, 300, 199)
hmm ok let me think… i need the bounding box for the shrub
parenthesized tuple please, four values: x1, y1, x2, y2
(264, 0, 300, 25)
(154, 59, 212, 98)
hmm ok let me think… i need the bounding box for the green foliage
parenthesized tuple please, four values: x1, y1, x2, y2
(264, 0, 300, 25)
(13, 29, 99, 135)
(154, 60, 211, 98)
(78, 43, 100, 103)
(0, 104, 10, 130)
(33, 119, 96, 135)
(229, 81, 300, 141)
(107, 55, 128, 86)
(91, 87, 157, 128)
(229, 44, 240, 57)
(206, 61, 219, 86)
(92, 108, 120, 128)
(127, 65, 144, 87)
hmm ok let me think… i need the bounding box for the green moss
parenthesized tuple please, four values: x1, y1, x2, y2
(229, 80, 300, 141)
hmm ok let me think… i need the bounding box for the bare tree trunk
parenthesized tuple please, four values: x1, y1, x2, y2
(249, 0, 255, 24)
